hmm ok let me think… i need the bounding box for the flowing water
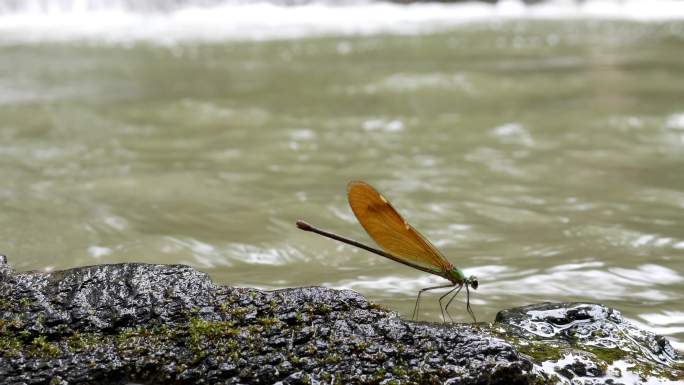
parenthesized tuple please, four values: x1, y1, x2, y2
(1, 0, 684, 351)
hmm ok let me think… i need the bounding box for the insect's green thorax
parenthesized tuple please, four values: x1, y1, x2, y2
(449, 267, 466, 284)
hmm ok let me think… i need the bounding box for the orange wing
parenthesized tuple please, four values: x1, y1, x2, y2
(347, 181, 453, 273)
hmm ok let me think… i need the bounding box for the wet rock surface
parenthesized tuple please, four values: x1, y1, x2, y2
(495, 302, 684, 384)
(1, 255, 681, 385)
(0, 255, 536, 385)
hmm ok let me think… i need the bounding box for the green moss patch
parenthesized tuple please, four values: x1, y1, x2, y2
(517, 341, 565, 362)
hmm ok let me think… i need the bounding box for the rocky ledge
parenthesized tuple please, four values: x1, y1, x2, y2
(0, 255, 682, 385)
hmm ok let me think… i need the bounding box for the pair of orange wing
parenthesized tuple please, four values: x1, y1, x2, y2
(347, 181, 454, 274)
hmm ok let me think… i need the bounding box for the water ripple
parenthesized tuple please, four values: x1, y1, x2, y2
(332, 263, 683, 306)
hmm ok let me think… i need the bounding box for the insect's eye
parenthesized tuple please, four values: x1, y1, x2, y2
(470, 277, 479, 290)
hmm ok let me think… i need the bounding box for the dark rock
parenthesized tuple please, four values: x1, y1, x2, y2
(1, 256, 681, 384)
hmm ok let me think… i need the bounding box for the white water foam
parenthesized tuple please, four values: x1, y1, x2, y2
(1, 0, 684, 44)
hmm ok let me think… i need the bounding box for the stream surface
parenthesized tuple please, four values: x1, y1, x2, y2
(1, 0, 683, 350)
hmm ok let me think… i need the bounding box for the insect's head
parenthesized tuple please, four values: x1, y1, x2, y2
(468, 276, 479, 290)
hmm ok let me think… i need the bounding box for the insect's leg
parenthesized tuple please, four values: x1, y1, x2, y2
(465, 284, 477, 323)
(438, 285, 460, 322)
(442, 284, 464, 322)
(412, 284, 454, 321)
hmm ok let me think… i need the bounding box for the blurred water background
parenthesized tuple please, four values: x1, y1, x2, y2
(1, 0, 683, 350)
